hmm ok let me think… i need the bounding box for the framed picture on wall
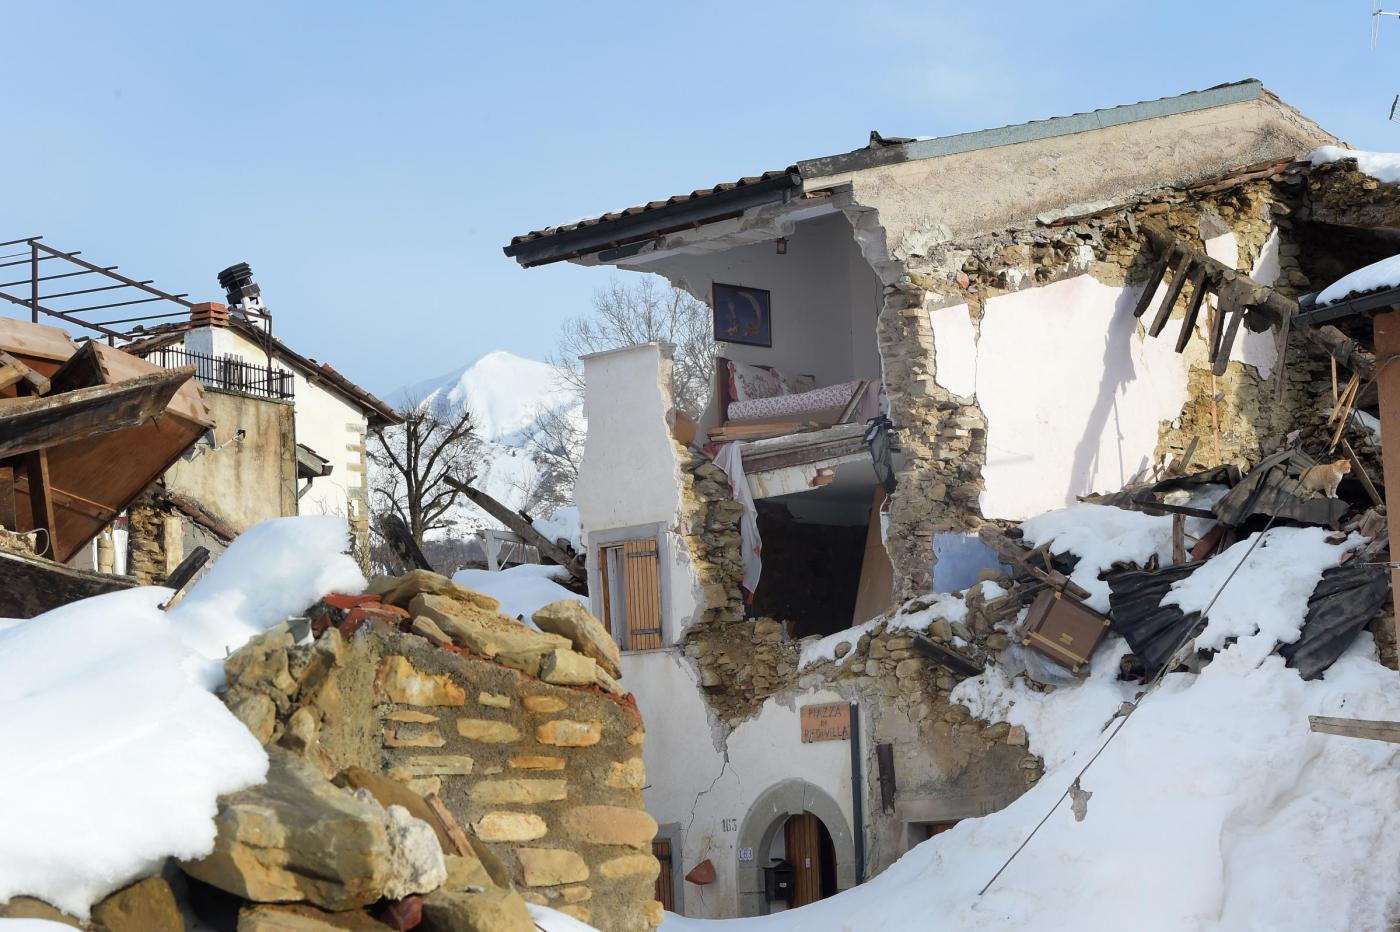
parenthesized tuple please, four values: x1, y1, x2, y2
(711, 282, 772, 347)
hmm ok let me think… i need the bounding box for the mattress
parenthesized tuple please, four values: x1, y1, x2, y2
(727, 380, 862, 422)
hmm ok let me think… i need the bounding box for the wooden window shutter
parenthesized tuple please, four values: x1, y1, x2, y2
(622, 537, 663, 650)
(652, 838, 674, 910)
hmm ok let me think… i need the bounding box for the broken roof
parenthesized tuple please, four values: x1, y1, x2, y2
(505, 80, 1290, 268)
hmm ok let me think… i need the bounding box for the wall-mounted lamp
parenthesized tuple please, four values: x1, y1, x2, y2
(775, 237, 788, 255)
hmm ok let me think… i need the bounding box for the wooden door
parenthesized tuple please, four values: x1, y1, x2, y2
(785, 813, 824, 908)
(652, 838, 674, 911)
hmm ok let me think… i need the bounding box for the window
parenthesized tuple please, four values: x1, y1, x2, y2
(598, 536, 663, 651)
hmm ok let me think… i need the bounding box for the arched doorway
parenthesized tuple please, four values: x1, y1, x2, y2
(736, 779, 855, 916)
(775, 811, 838, 908)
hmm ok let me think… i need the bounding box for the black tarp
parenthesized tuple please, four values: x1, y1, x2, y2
(1212, 448, 1348, 528)
(1280, 560, 1391, 680)
(1107, 561, 1204, 674)
(1107, 554, 1390, 680)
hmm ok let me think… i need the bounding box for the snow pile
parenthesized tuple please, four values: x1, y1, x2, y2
(1315, 253, 1400, 307)
(1165, 526, 1358, 664)
(799, 590, 973, 669)
(1019, 503, 1175, 610)
(453, 563, 586, 622)
(0, 516, 364, 918)
(664, 510, 1400, 932)
(1310, 145, 1400, 184)
(533, 505, 583, 552)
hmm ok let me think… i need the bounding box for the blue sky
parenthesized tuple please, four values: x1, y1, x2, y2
(5, 1, 1398, 395)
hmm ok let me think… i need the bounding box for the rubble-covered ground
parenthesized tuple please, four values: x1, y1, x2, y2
(663, 504, 1400, 932)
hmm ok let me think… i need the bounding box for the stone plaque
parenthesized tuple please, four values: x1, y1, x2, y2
(800, 702, 851, 743)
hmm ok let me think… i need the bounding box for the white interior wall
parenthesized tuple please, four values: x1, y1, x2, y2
(931, 274, 1190, 521)
(642, 212, 882, 422)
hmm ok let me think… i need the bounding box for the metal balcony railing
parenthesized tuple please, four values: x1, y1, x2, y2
(135, 345, 294, 401)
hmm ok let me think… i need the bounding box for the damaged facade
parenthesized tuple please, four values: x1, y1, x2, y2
(506, 79, 1397, 918)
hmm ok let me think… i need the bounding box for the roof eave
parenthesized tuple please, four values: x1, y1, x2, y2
(504, 171, 801, 268)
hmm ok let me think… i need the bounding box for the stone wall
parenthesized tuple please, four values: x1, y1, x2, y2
(223, 572, 663, 932)
(878, 174, 1348, 599)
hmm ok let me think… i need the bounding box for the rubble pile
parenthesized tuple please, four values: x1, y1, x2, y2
(1, 559, 661, 932)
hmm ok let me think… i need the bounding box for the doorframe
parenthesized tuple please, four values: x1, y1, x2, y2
(736, 779, 854, 916)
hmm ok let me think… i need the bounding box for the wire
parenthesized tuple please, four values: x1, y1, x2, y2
(978, 460, 1314, 896)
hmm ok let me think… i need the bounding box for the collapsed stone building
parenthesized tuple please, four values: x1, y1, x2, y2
(503, 80, 1398, 918)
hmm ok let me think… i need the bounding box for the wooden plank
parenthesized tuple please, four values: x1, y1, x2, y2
(0, 547, 134, 618)
(443, 475, 585, 580)
(1211, 303, 1248, 377)
(1373, 307, 1400, 658)
(424, 794, 472, 857)
(1172, 513, 1186, 565)
(875, 742, 897, 814)
(1174, 267, 1210, 353)
(0, 363, 24, 393)
(0, 466, 13, 530)
(1309, 715, 1400, 744)
(1207, 293, 1231, 366)
(911, 634, 982, 678)
(623, 538, 663, 650)
(1342, 438, 1383, 507)
(23, 449, 55, 558)
(0, 350, 48, 395)
(0, 366, 194, 459)
(1131, 249, 1174, 319)
(1148, 253, 1193, 338)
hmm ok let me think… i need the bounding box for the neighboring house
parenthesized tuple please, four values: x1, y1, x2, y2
(124, 300, 400, 574)
(503, 81, 1372, 918)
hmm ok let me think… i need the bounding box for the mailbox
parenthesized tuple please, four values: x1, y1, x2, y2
(764, 859, 795, 902)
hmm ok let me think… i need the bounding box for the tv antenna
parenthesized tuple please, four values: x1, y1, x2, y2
(1374, 0, 1400, 48)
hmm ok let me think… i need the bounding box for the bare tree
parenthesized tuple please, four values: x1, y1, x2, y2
(368, 398, 481, 548)
(550, 276, 715, 417)
(534, 276, 715, 496)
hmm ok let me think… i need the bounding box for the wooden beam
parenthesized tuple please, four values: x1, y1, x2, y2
(1372, 307, 1400, 664)
(443, 474, 586, 581)
(1212, 303, 1248, 377)
(1149, 255, 1194, 338)
(23, 449, 55, 558)
(0, 350, 49, 396)
(1130, 248, 1175, 319)
(910, 634, 983, 678)
(1174, 266, 1210, 353)
(0, 366, 194, 459)
(0, 548, 134, 618)
(1309, 715, 1400, 744)
(1342, 438, 1383, 507)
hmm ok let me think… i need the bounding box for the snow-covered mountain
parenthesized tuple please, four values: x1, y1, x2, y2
(389, 351, 582, 540)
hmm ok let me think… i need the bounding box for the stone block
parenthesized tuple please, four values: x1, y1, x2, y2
(523, 695, 568, 714)
(385, 727, 445, 749)
(410, 594, 569, 676)
(473, 811, 548, 842)
(642, 900, 665, 927)
(386, 709, 439, 724)
(516, 848, 589, 886)
(230, 693, 277, 745)
(91, 876, 183, 932)
(511, 755, 566, 771)
(559, 905, 591, 923)
(182, 750, 395, 911)
(540, 649, 597, 687)
(238, 903, 387, 931)
(471, 779, 567, 804)
(421, 887, 533, 932)
(1007, 725, 1028, 746)
(597, 853, 660, 881)
(456, 718, 522, 743)
(559, 885, 592, 904)
(564, 806, 658, 848)
(373, 569, 502, 613)
(606, 757, 646, 789)
(536, 720, 602, 747)
(478, 691, 513, 709)
(532, 600, 622, 678)
(375, 656, 465, 707)
(407, 777, 442, 797)
(334, 766, 454, 855)
(398, 754, 475, 776)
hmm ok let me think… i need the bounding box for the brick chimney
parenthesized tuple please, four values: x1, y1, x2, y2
(190, 301, 230, 328)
